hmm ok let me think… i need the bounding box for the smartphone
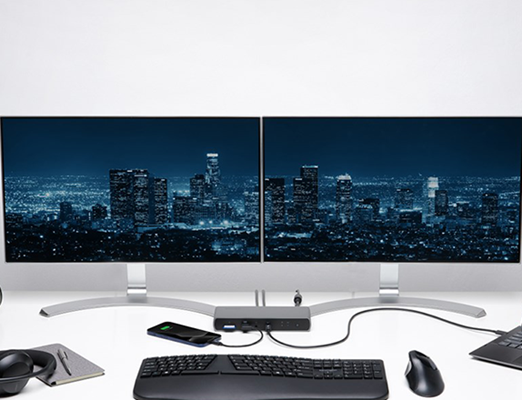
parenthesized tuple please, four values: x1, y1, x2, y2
(147, 322, 221, 347)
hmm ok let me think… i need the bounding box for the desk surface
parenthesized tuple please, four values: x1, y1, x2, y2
(1, 291, 521, 399)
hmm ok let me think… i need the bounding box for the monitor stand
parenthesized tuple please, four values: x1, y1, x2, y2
(309, 263, 486, 318)
(39, 264, 216, 317)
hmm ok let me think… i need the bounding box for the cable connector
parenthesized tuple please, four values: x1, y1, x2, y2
(214, 329, 264, 348)
(241, 323, 255, 332)
(294, 290, 302, 306)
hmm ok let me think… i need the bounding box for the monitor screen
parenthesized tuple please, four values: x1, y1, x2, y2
(1, 117, 260, 262)
(264, 117, 522, 263)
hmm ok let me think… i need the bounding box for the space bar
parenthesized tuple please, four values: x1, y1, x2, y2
(180, 371, 219, 375)
(221, 370, 260, 375)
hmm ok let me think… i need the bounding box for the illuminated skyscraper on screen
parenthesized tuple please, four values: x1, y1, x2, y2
(132, 169, 151, 226)
(435, 189, 448, 216)
(206, 153, 220, 182)
(172, 195, 196, 225)
(335, 174, 353, 224)
(396, 188, 414, 210)
(265, 178, 285, 225)
(109, 169, 133, 221)
(205, 153, 223, 199)
(425, 176, 439, 221)
(109, 169, 168, 228)
(59, 201, 73, 222)
(153, 178, 168, 224)
(190, 174, 206, 203)
(92, 203, 107, 221)
(293, 166, 318, 224)
(482, 192, 499, 226)
(244, 189, 259, 226)
(360, 198, 380, 221)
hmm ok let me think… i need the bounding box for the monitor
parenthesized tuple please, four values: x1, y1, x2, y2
(1, 117, 260, 315)
(263, 117, 522, 317)
(2, 116, 521, 319)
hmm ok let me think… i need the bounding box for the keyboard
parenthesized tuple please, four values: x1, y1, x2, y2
(133, 354, 389, 400)
(470, 326, 522, 370)
(498, 328, 522, 349)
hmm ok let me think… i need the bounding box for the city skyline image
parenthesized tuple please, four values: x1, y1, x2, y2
(3, 117, 521, 264)
(264, 117, 522, 262)
(2, 118, 260, 262)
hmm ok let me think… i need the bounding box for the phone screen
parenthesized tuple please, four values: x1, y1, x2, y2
(147, 322, 221, 347)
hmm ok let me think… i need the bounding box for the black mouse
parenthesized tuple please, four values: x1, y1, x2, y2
(405, 350, 445, 397)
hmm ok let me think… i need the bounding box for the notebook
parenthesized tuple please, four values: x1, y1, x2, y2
(469, 325, 522, 369)
(31, 343, 104, 386)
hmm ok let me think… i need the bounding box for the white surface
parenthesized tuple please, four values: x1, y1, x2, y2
(1, 0, 522, 291)
(0, 291, 521, 399)
(1, 0, 522, 116)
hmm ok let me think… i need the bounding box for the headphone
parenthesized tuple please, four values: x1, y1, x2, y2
(0, 350, 56, 396)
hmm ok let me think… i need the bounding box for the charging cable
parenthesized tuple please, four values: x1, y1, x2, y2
(215, 329, 264, 348)
(266, 307, 508, 349)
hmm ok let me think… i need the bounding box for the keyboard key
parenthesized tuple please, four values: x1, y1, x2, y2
(181, 371, 219, 375)
(222, 370, 259, 376)
(235, 366, 254, 371)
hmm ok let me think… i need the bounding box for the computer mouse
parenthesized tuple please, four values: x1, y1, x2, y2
(405, 350, 445, 397)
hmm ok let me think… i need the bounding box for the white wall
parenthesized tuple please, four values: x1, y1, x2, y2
(1, 0, 522, 291)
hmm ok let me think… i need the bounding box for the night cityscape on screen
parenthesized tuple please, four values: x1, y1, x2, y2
(264, 118, 522, 262)
(2, 118, 260, 262)
(2, 117, 521, 263)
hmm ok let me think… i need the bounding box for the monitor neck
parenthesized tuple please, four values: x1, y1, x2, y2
(127, 263, 147, 296)
(379, 263, 399, 297)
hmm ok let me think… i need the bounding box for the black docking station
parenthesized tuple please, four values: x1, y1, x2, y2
(214, 306, 311, 332)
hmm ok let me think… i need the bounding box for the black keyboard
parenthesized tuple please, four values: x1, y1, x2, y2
(498, 328, 522, 349)
(133, 354, 389, 400)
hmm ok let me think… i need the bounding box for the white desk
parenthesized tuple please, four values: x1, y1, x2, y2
(1, 291, 521, 399)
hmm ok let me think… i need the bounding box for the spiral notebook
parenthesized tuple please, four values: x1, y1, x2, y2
(31, 343, 104, 386)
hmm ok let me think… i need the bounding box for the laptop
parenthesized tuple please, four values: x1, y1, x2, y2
(470, 326, 522, 369)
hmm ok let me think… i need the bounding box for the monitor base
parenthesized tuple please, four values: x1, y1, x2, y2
(39, 263, 215, 318)
(309, 295, 486, 318)
(40, 294, 215, 317)
(310, 263, 486, 318)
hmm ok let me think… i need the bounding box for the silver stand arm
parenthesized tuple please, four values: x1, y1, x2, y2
(309, 264, 486, 318)
(40, 264, 215, 317)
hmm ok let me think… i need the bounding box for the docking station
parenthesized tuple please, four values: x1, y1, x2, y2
(214, 306, 311, 332)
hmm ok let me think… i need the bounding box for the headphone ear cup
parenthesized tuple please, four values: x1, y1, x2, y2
(0, 351, 34, 396)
